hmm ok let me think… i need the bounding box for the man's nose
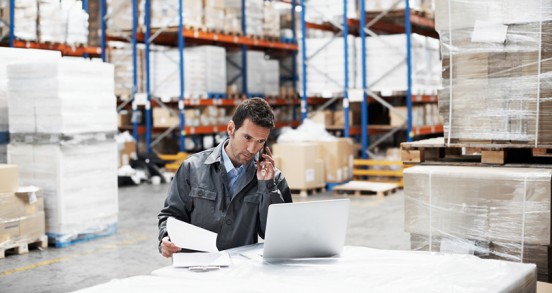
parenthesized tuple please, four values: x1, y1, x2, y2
(247, 142, 257, 154)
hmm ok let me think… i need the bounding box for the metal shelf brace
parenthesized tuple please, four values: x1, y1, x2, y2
(404, 0, 413, 142)
(343, 0, 350, 138)
(359, 0, 368, 159)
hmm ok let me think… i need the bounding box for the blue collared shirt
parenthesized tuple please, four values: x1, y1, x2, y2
(221, 143, 247, 199)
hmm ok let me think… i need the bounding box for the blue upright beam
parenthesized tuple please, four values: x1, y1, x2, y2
(300, 0, 307, 121)
(178, 0, 186, 152)
(144, 0, 152, 153)
(360, 0, 368, 158)
(343, 0, 350, 138)
(100, 0, 106, 61)
(291, 0, 297, 92)
(241, 0, 248, 98)
(83, 0, 89, 59)
(404, 0, 413, 142)
(131, 0, 139, 150)
(9, 0, 14, 47)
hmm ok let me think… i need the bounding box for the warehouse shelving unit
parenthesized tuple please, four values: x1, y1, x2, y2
(299, 0, 442, 159)
(113, 0, 304, 154)
(1, 0, 103, 58)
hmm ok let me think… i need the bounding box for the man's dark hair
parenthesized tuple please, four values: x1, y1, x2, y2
(232, 98, 275, 130)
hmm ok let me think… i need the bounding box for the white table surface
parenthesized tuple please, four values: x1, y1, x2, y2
(75, 244, 537, 293)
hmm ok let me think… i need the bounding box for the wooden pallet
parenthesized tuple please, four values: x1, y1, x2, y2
(353, 159, 407, 187)
(401, 137, 552, 165)
(332, 181, 398, 197)
(1, 235, 48, 259)
(290, 186, 326, 197)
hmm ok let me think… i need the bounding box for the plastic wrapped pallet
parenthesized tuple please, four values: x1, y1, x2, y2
(38, 0, 87, 45)
(227, 50, 265, 95)
(305, 0, 430, 21)
(0, 48, 61, 133)
(63, 0, 89, 45)
(436, 0, 552, 145)
(0, 0, 37, 41)
(225, 0, 263, 37)
(204, 0, 225, 32)
(141, 0, 202, 29)
(38, 0, 65, 43)
(264, 59, 279, 96)
(152, 45, 226, 99)
(106, 0, 133, 34)
(304, 0, 355, 24)
(263, 2, 280, 38)
(107, 42, 145, 98)
(355, 34, 441, 95)
(7, 141, 118, 236)
(404, 165, 552, 281)
(297, 36, 356, 97)
(7, 57, 116, 134)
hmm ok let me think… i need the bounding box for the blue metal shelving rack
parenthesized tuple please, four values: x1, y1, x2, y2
(300, 0, 416, 159)
(123, 0, 298, 154)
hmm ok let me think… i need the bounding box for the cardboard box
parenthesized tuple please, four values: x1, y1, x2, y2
(0, 187, 44, 220)
(119, 141, 137, 167)
(333, 110, 353, 127)
(319, 138, 354, 183)
(0, 164, 19, 193)
(312, 110, 333, 127)
(404, 165, 552, 245)
(117, 110, 132, 128)
(273, 142, 325, 190)
(0, 211, 45, 248)
(153, 107, 179, 128)
(390, 106, 407, 127)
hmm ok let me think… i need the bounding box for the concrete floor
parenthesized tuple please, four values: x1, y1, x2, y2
(0, 183, 410, 293)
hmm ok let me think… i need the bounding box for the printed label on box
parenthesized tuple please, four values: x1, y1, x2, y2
(305, 168, 314, 182)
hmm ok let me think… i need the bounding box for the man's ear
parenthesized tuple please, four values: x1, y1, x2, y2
(227, 120, 235, 137)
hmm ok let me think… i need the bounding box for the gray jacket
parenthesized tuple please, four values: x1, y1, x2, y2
(158, 140, 292, 251)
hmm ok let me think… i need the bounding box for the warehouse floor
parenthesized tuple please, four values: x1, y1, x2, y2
(0, 183, 410, 293)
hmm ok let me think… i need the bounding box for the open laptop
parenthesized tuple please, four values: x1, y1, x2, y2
(262, 198, 350, 260)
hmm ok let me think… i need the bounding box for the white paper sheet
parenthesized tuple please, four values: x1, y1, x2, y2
(172, 252, 231, 268)
(167, 217, 219, 252)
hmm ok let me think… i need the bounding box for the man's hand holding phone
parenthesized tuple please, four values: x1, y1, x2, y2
(256, 145, 275, 180)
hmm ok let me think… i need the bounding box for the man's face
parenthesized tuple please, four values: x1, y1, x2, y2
(226, 118, 270, 166)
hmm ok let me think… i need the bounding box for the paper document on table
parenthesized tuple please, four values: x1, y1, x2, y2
(172, 252, 231, 268)
(167, 217, 219, 252)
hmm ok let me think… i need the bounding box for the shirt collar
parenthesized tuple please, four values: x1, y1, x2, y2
(221, 140, 239, 174)
(221, 140, 253, 175)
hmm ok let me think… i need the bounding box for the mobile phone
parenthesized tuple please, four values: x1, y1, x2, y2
(257, 143, 266, 162)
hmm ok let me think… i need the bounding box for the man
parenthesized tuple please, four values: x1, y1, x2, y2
(158, 98, 292, 257)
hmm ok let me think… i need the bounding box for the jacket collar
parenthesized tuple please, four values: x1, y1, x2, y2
(204, 139, 227, 165)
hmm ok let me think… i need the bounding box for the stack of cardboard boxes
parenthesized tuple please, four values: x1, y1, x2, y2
(0, 164, 46, 258)
(404, 0, 552, 283)
(273, 138, 354, 190)
(405, 165, 552, 282)
(0, 0, 38, 41)
(437, 0, 552, 144)
(153, 106, 231, 129)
